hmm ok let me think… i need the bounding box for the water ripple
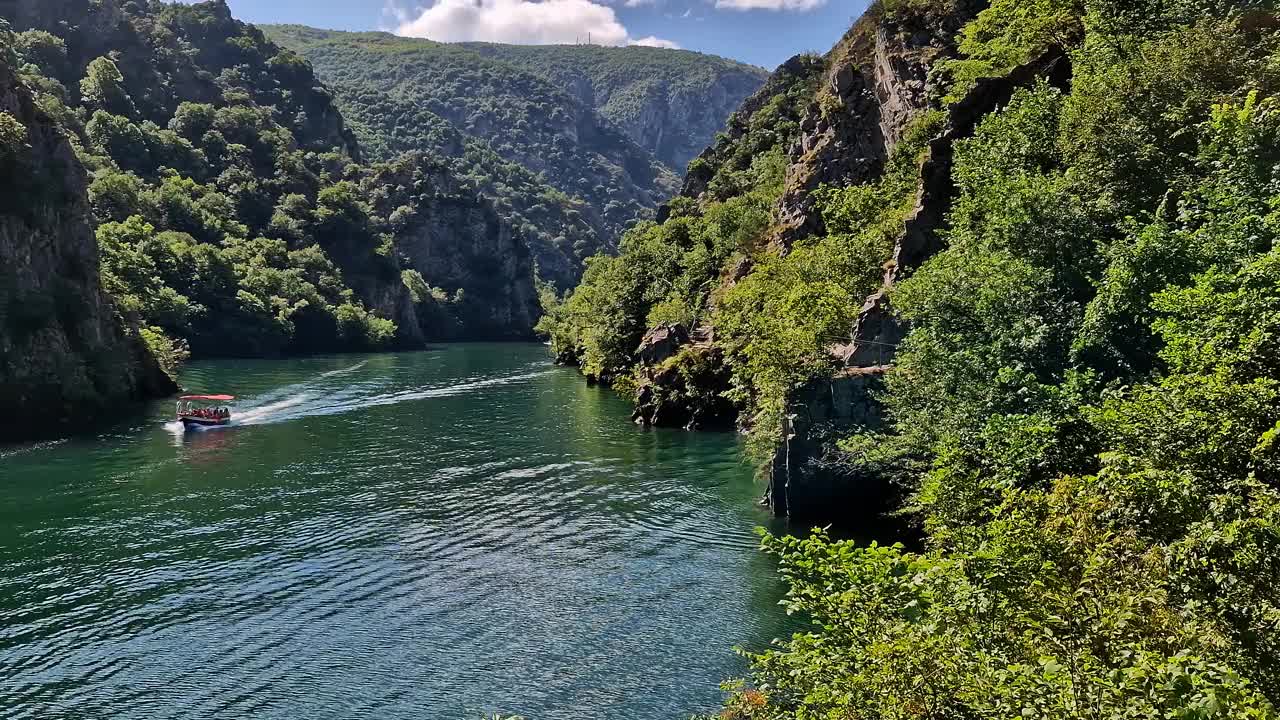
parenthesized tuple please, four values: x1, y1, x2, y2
(0, 345, 796, 720)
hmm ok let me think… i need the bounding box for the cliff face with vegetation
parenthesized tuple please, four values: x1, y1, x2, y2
(543, 0, 1280, 715)
(2, 0, 539, 365)
(0, 42, 175, 439)
(266, 27, 767, 289)
(0, 0, 549, 439)
(460, 42, 770, 172)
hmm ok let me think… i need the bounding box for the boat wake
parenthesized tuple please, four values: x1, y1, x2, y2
(169, 362, 552, 436)
(233, 393, 318, 425)
(238, 369, 554, 426)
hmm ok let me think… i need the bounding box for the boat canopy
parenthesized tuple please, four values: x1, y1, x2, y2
(180, 395, 236, 402)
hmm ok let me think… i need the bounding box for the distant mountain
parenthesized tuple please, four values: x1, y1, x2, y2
(458, 42, 770, 171)
(265, 27, 768, 288)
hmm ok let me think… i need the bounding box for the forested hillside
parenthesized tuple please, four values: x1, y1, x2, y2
(1, 0, 540, 361)
(541, 0, 1280, 715)
(0, 30, 175, 437)
(459, 42, 769, 171)
(266, 27, 766, 289)
(0, 0, 545, 437)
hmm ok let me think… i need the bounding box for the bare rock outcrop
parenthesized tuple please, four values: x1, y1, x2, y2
(774, 13, 962, 249)
(636, 324, 691, 367)
(630, 324, 734, 430)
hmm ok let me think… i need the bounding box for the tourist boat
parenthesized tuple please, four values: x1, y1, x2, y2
(177, 395, 235, 430)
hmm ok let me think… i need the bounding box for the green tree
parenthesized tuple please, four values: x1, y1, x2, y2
(79, 56, 136, 117)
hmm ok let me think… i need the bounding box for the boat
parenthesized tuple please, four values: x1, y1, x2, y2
(177, 395, 235, 430)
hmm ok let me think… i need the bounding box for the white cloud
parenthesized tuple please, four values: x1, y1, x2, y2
(392, 0, 677, 48)
(713, 0, 826, 10)
(630, 35, 681, 48)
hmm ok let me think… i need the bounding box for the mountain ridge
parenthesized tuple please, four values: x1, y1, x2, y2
(265, 25, 768, 288)
(455, 39, 770, 170)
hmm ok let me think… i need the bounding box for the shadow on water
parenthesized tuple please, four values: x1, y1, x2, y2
(0, 344, 802, 720)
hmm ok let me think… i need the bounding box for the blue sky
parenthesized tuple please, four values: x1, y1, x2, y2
(211, 0, 869, 69)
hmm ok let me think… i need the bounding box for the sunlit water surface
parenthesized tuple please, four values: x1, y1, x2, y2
(0, 344, 793, 719)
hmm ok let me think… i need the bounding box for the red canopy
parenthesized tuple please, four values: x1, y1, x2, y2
(180, 395, 236, 402)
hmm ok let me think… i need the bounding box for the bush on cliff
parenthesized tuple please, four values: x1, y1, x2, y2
(0, 111, 27, 161)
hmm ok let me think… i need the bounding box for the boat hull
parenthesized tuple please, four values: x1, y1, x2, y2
(180, 416, 230, 430)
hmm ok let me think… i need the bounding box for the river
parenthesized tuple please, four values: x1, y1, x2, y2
(0, 344, 793, 719)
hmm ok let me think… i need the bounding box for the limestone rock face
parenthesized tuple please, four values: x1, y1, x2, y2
(378, 160, 540, 341)
(601, 70, 769, 172)
(0, 55, 175, 441)
(636, 324, 691, 367)
(763, 6, 1072, 521)
(767, 368, 898, 523)
(775, 13, 959, 248)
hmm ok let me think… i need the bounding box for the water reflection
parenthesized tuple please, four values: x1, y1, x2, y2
(176, 424, 241, 459)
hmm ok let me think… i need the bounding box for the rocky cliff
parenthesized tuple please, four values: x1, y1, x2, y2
(768, 9, 1074, 520)
(368, 156, 540, 340)
(0, 48, 175, 440)
(634, 3, 1075, 519)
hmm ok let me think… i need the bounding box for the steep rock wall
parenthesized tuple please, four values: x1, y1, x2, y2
(0, 55, 175, 441)
(770, 47, 1074, 521)
(376, 160, 540, 340)
(593, 71, 767, 172)
(775, 13, 960, 248)
(768, 368, 890, 520)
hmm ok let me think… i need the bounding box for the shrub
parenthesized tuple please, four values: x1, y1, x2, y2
(139, 326, 190, 377)
(0, 111, 28, 162)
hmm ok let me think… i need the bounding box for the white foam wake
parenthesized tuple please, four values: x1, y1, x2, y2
(171, 363, 553, 435)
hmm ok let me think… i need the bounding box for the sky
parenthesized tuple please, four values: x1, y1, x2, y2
(206, 0, 870, 69)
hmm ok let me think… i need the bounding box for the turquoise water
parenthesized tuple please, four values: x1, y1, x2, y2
(0, 344, 792, 719)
